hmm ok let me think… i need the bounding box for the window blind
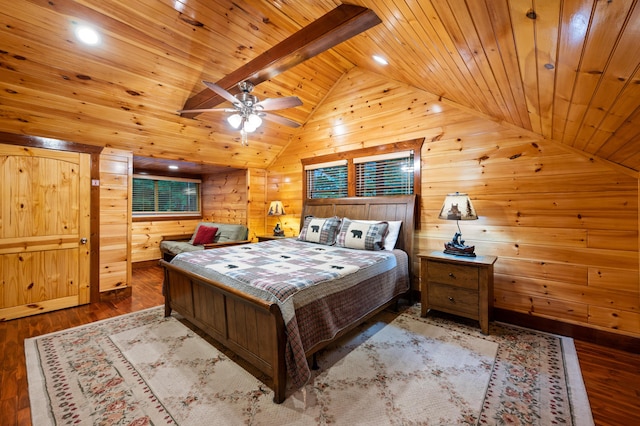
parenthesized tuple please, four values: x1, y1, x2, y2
(132, 175, 201, 216)
(355, 151, 414, 196)
(305, 161, 348, 199)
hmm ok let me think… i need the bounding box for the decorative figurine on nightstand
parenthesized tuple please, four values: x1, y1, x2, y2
(273, 222, 284, 237)
(268, 200, 286, 236)
(438, 192, 479, 257)
(444, 231, 475, 256)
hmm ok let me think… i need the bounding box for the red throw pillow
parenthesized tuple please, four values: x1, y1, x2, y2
(192, 226, 218, 245)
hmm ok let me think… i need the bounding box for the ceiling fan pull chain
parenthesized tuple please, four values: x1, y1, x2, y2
(240, 128, 249, 146)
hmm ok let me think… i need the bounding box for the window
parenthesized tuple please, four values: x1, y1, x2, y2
(355, 151, 414, 196)
(302, 139, 423, 199)
(305, 160, 348, 199)
(132, 175, 201, 217)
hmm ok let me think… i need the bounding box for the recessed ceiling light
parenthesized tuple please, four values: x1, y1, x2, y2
(168, 165, 179, 170)
(74, 25, 101, 45)
(372, 55, 388, 66)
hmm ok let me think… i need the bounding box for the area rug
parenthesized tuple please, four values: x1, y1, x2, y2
(25, 305, 593, 425)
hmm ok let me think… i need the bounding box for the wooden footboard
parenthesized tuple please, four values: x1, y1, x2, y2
(160, 259, 288, 403)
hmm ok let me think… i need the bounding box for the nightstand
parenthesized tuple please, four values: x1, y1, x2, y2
(419, 251, 497, 334)
(257, 235, 291, 242)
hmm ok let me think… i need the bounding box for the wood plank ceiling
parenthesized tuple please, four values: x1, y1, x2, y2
(0, 0, 639, 172)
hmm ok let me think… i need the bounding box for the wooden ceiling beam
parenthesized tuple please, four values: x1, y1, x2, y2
(180, 4, 381, 118)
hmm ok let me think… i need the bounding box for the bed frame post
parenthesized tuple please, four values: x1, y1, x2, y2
(271, 304, 288, 403)
(162, 263, 172, 317)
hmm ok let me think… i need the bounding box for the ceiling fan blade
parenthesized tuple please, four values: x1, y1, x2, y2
(255, 96, 303, 111)
(177, 107, 234, 114)
(201, 81, 240, 105)
(262, 112, 302, 128)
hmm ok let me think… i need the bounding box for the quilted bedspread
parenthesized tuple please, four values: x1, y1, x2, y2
(170, 239, 408, 388)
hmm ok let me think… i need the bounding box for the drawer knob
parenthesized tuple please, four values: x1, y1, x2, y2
(448, 272, 456, 279)
(448, 296, 455, 303)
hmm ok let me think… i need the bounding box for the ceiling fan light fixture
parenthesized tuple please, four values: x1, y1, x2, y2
(247, 113, 262, 129)
(227, 113, 242, 129)
(243, 121, 258, 133)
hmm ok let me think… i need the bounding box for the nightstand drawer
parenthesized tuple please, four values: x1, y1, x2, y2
(428, 283, 479, 317)
(427, 262, 479, 290)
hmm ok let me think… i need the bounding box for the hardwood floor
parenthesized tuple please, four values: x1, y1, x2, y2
(1, 265, 638, 425)
(574, 340, 640, 426)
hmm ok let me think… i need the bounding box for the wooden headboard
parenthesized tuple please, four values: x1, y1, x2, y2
(300, 195, 417, 277)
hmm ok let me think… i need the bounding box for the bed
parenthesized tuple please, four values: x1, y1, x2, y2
(159, 195, 416, 403)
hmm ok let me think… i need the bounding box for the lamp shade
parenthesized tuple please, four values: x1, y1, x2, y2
(438, 192, 478, 221)
(243, 120, 257, 133)
(267, 200, 285, 216)
(247, 113, 262, 129)
(227, 113, 242, 129)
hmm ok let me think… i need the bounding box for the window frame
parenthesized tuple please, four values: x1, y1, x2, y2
(301, 138, 423, 199)
(132, 174, 202, 220)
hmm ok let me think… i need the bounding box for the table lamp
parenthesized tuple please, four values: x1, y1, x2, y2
(438, 192, 478, 257)
(267, 200, 285, 236)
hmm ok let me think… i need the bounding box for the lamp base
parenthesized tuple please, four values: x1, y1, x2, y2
(443, 232, 476, 257)
(273, 223, 284, 237)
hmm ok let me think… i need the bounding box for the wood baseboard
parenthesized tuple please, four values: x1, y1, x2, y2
(99, 286, 132, 301)
(133, 259, 162, 269)
(493, 308, 640, 354)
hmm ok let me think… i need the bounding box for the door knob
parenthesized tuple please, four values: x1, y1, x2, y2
(80, 238, 88, 244)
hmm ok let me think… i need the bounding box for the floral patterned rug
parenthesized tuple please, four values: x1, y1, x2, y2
(25, 305, 593, 425)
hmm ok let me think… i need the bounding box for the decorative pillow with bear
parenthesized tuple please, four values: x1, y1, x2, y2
(336, 218, 389, 250)
(353, 220, 402, 251)
(297, 216, 342, 245)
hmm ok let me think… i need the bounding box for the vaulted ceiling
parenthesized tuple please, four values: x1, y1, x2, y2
(1, 0, 639, 173)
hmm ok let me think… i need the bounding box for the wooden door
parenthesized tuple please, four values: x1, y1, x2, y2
(0, 144, 91, 320)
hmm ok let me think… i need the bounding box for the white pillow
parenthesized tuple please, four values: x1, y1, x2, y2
(356, 220, 402, 250)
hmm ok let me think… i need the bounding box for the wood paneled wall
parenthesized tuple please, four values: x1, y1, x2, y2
(131, 219, 200, 263)
(202, 169, 248, 224)
(131, 168, 250, 263)
(266, 67, 640, 339)
(247, 168, 267, 240)
(99, 148, 132, 292)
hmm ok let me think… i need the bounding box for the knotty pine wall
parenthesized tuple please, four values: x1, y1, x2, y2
(99, 148, 132, 292)
(266, 68, 640, 339)
(131, 168, 263, 263)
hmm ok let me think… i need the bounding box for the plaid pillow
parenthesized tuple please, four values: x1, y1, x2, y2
(297, 216, 342, 245)
(336, 218, 389, 250)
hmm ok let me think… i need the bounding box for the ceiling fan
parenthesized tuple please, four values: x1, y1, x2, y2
(178, 80, 302, 145)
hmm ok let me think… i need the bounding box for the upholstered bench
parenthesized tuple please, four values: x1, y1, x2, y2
(160, 222, 249, 261)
